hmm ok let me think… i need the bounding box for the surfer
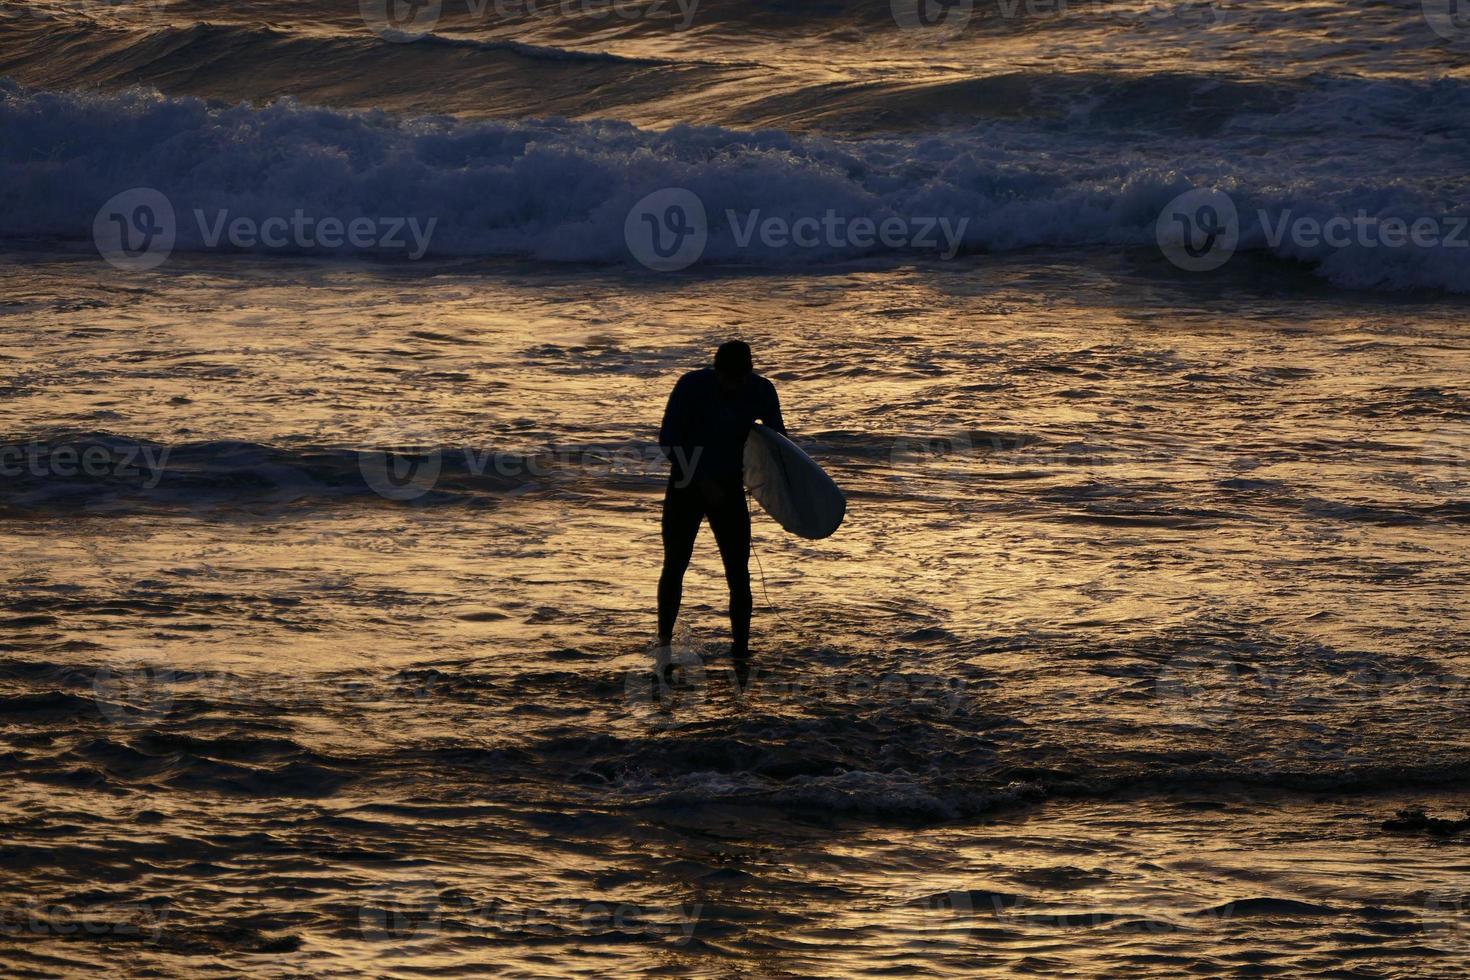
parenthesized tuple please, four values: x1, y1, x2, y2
(657, 340, 784, 660)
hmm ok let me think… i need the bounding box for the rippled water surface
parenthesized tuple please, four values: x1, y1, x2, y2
(2, 251, 1469, 975)
(5, 0, 1470, 972)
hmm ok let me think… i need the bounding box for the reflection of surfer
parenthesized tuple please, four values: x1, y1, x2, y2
(656, 341, 784, 660)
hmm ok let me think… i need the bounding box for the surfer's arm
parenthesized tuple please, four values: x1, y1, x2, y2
(760, 379, 786, 434)
(658, 375, 692, 460)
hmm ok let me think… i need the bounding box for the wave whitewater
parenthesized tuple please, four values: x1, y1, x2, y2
(3, 80, 1468, 289)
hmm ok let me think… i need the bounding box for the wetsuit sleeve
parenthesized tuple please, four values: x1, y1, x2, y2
(761, 379, 786, 434)
(659, 375, 691, 461)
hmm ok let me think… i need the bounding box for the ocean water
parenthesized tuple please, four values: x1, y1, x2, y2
(3, 0, 1470, 976)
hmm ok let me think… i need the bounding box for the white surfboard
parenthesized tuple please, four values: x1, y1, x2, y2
(743, 423, 846, 539)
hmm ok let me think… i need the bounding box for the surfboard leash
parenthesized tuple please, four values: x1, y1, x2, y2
(746, 424, 808, 644)
(749, 506, 801, 641)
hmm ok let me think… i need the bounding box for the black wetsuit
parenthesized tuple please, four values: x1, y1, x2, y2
(657, 368, 784, 653)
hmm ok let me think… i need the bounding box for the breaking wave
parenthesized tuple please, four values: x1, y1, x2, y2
(3, 80, 1468, 289)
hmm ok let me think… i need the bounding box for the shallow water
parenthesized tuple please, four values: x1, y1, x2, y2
(5, 0, 1470, 971)
(2, 250, 1469, 975)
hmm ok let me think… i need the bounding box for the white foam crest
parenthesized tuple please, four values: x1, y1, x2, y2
(2, 80, 1466, 290)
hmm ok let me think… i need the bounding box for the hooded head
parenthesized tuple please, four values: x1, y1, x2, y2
(714, 340, 753, 392)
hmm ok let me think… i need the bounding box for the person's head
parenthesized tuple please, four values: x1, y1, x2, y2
(713, 340, 753, 391)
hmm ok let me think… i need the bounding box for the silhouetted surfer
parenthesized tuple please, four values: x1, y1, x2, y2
(657, 341, 784, 659)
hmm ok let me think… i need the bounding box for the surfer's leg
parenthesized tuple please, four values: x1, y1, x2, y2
(708, 478, 752, 656)
(657, 480, 703, 645)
